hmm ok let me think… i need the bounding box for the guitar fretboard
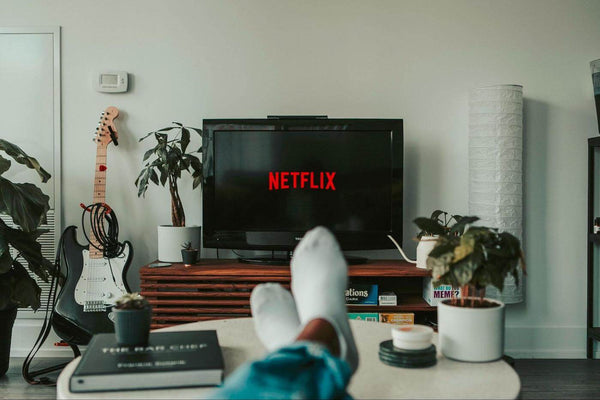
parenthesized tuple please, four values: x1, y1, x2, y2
(89, 142, 107, 259)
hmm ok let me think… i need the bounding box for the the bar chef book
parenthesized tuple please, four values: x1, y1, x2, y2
(70, 330, 224, 392)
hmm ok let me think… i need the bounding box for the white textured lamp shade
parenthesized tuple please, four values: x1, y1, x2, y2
(469, 84, 523, 304)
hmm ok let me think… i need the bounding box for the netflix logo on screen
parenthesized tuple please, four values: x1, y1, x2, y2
(268, 171, 336, 191)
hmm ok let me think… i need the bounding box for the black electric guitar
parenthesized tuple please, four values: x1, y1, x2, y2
(52, 107, 133, 345)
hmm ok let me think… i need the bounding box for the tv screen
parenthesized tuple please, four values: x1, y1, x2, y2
(203, 118, 403, 251)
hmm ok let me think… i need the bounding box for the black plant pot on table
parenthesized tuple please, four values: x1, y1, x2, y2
(181, 249, 198, 266)
(112, 306, 152, 346)
(0, 306, 18, 377)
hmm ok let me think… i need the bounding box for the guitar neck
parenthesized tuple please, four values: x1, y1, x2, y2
(90, 143, 107, 259)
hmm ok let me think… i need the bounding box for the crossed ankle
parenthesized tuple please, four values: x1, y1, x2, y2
(296, 318, 341, 357)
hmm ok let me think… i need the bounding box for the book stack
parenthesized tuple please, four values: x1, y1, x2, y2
(345, 284, 415, 326)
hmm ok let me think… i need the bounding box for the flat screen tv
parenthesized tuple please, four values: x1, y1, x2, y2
(202, 117, 403, 262)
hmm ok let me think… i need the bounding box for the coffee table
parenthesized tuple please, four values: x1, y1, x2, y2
(57, 318, 520, 399)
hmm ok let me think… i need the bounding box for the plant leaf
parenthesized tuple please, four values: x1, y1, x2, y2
(449, 216, 480, 234)
(0, 242, 11, 274)
(0, 219, 54, 282)
(10, 260, 41, 310)
(149, 169, 159, 185)
(136, 169, 150, 197)
(180, 128, 190, 154)
(139, 127, 178, 142)
(430, 210, 445, 221)
(192, 174, 202, 189)
(159, 165, 168, 186)
(188, 127, 202, 136)
(0, 154, 10, 175)
(428, 241, 457, 258)
(0, 139, 51, 183)
(142, 148, 155, 162)
(156, 126, 178, 132)
(0, 178, 50, 232)
(187, 154, 202, 173)
(413, 217, 446, 235)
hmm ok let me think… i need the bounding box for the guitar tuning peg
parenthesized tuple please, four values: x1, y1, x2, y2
(101, 112, 105, 115)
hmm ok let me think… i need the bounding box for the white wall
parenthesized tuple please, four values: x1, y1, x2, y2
(2, 0, 599, 358)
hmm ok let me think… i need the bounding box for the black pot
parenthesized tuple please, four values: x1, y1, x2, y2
(112, 306, 152, 346)
(181, 249, 198, 266)
(0, 307, 17, 377)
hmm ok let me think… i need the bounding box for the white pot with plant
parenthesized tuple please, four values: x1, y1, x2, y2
(422, 215, 525, 362)
(136, 122, 203, 262)
(413, 210, 463, 269)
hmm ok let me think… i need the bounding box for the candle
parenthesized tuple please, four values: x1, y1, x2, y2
(391, 324, 433, 350)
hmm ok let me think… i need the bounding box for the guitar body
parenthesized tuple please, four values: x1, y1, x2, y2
(52, 226, 132, 345)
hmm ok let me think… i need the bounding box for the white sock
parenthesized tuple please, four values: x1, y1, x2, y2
(250, 283, 301, 352)
(291, 226, 359, 372)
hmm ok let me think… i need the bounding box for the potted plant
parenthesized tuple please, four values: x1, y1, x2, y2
(413, 211, 472, 269)
(424, 216, 524, 362)
(135, 122, 203, 262)
(112, 293, 152, 346)
(0, 139, 55, 377)
(181, 241, 198, 267)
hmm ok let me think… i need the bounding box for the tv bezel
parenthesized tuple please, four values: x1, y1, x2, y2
(202, 118, 403, 251)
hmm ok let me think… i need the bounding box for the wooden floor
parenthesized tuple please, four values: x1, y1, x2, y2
(2, 358, 600, 399)
(513, 359, 600, 399)
(1, 358, 69, 400)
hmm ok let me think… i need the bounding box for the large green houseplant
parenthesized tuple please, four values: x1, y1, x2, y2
(0, 139, 55, 376)
(416, 214, 525, 362)
(135, 122, 203, 262)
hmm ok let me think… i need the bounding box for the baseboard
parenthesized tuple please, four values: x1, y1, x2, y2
(10, 319, 79, 358)
(504, 326, 596, 359)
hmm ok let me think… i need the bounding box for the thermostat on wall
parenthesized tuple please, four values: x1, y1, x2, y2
(94, 71, 128, 93)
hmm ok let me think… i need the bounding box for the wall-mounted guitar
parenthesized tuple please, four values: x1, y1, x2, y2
(52, 106, 133, 345)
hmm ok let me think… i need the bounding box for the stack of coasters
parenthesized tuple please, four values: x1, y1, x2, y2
(378, 340, 437, 368)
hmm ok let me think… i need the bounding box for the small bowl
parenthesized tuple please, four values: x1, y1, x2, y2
(391, 324, 433, 350)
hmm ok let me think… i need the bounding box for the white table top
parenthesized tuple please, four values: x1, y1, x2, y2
(57, 318, 520, 399)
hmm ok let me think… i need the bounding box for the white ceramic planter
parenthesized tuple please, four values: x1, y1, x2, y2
(157, 225, 201, 262)
(416, 235, 438, 269)
(438, 298, 505, 362)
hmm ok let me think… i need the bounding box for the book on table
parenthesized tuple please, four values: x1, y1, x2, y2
(70, 330, 224, 392)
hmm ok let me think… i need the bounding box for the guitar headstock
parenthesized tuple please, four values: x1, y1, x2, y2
(94, 106, 120, 147)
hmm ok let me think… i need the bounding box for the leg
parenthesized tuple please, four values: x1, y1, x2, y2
(291, 226, 359, 372)
(296, 318, 340, 357)
(250, 283, 301, 351)
(209, 318, 351, 400)
(211, 227, 357, 399)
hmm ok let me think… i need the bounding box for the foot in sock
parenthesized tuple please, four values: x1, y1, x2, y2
(291, 226, 359, 372)
(250, 283, 301, 352)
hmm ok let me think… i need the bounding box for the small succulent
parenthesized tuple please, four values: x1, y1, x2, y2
(181, 241, 192, 250)
(115, 292, 149, 310)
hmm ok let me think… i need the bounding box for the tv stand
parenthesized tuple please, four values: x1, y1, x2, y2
(140, 259, 435, 329)
(238, 254, 368, 266)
